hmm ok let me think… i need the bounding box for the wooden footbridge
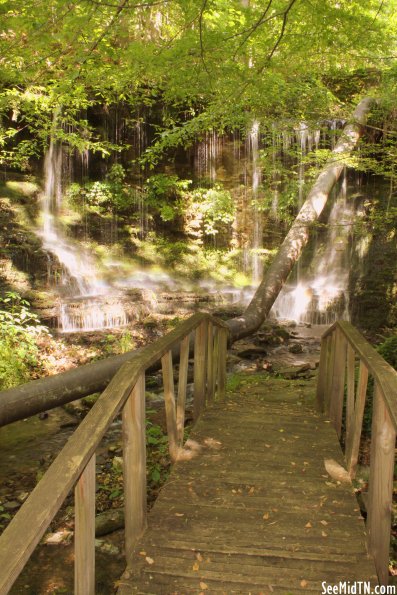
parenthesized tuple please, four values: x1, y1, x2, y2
(0, 313, 397, 593)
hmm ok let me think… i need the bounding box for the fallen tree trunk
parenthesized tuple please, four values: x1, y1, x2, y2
(227, 96, 376, 341)
(0, 97, 375, 426)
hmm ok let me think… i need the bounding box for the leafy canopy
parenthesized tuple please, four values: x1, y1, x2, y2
(0, 0, 397, 166)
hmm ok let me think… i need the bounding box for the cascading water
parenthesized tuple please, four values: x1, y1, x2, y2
(248, 120, 263, 284)
(272, 170, 356, 324)
(38, 134, 128, 332)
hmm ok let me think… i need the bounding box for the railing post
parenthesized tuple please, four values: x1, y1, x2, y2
(316, 334, 329, 412)
(122, 373, 147, 556)
(367, 383, 396, 586)
(324, 330, 336, 414)
(217, 328, 228, 400)
(212, 327, 219, 398)
(74, 453, 96, 595)
(207, 321, 214, 402)
(193, 320, 208, 420)
(346, 361, 368, 478)
(161, 350, 179, 460)
(176, 334, 190, 446)
(345, 343, 356, 438)
(329, 329, 347, 438)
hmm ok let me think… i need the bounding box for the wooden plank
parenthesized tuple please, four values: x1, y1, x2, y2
(315, 335, 329, 412)
(122, 373, 147, 555)
(217, 328, 228, 400)
(74, 453, 96, 595)
(193, 321, 208, 420)
(206, 321, 214, 403)
(329, 329, 347, 438)
(161, 351, 179, 461)
(176, 334, 190, 446)
(367, 383, 396, 585)
(346, 361, 368, 478)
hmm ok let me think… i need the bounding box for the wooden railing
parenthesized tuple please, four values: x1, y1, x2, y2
(316, 321, 397, 586)
(0, 312, 229, 595)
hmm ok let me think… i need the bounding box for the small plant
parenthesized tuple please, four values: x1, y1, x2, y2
(377, 335, 397, 369)
(0, 292, 48, 390)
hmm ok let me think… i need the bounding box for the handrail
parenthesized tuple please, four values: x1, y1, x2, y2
(316, 321, 397, 586)
(0, 312, 229, 594)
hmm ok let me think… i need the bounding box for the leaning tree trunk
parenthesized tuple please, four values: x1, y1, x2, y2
(227, 96, 376, 342)
(0, 97, 376, 426)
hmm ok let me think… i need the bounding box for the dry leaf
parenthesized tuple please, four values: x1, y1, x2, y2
(320, 520, 328, 526)
(263, 513, 270, 520)
(249, 487, 255, 494)
(300, 580, 308, 588)
(196, 553, 203, 562)
(193, 562, 200, 571)
(145, 556, 154, 565)
(265, 444, 271, 448)
(324, 458, 351, 483)
(305, 522, 312, 528)
(279, 429, 284, 433)
(291, 462, 296, 466)
(139, 551, 146, 556)
(321, 531, 328, 537)
(199, 582, 208, 590)
(175, 513, 184, 517)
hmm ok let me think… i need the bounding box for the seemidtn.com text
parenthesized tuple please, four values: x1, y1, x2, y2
(321, 583, 396, 595)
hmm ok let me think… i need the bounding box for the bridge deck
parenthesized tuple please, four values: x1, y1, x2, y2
(117, 378, 377, 594)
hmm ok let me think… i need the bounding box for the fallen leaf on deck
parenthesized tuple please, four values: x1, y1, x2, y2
(320, 520, 328, 526)
(300, 580, 308, 588)
(175, 513, 184, 517)
(193, 562, 200, 571)
(324, 458, 351, 483)
(321, 531, 328, 537)
(145, 557, 154, 565)
(263, 513, 270, 520)
(196, 553, 203, 562)
(305, 522, 312, 528)
(199, 582, 208, 590)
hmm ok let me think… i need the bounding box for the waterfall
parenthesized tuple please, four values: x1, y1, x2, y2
(248, 119, 263, 284)
(272, 171, 356, 324)
(38, 127, 128, 332)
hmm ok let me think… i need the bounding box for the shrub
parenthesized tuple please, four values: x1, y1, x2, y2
(0, 292, 48, 390)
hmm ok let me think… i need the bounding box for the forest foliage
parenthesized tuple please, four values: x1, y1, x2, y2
(1, 0, 397, 170)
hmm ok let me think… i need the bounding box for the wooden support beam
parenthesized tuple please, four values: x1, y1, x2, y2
(217, 328, 228, 400)
(74, 454, 96, 595)
(345, 343, 356, 439)
(193, 321, 208, 420)
(176, 335, 189, 446)
(324, 330, 336, 415)
(122, 373, 147, 556)
(161, 351, 179, 461)
(367, 384, 396, 585)
(329, 329, 347, 438)
(346, 361, 368, 478)
(207, 321, 214, 403)
(316, 335, 329, 412)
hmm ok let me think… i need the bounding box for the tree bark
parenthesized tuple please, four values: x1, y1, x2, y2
(0, 97, 375, 426)
(227, 96, 375, 341)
